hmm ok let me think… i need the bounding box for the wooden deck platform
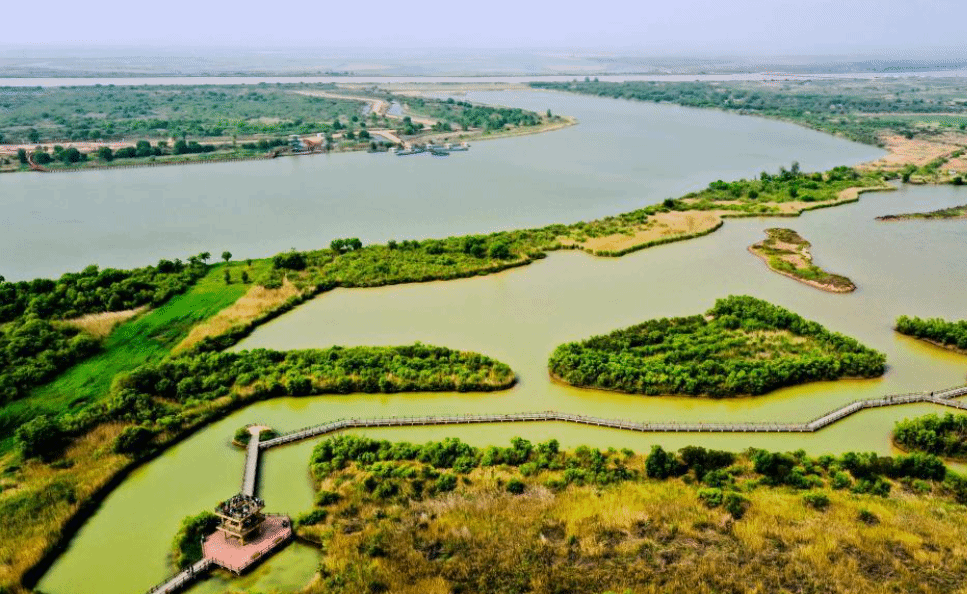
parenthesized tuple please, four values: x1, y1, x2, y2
(202, 514, 292, 574)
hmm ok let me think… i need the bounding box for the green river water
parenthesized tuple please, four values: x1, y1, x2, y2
(34, 90, 967, 594)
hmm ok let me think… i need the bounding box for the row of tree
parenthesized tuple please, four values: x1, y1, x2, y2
(0, 257, 208, 323)
(106, 345, 515, 425)
(896, 315, 967, 351)
(548, 296, 887, 397)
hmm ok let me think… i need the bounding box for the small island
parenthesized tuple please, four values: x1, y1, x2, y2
(548, 296, 886, 397)
(749, 228, 856, 293)
(877, 203, 967, 221)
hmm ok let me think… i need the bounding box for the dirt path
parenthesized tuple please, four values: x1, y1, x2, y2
(290, 90, 390, 117)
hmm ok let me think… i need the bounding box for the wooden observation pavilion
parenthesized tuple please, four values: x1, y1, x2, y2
(214, 493, 265, 545)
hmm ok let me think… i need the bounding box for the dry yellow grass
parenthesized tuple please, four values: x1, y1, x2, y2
(0, 423, 130, 593)
(173, 279, 302, 353)
(58, 306, 148, 339)
(573, 211, 724, 253)
(298, 463, 967, 594)
(862, 133, 962, 170)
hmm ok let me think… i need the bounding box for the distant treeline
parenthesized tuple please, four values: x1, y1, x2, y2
(0, 83, 361, 143)
(531, 80, 967, 145)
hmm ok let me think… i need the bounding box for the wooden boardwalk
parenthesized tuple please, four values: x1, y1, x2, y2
(259, 384, 967, 450)
(143, 559, 212, 594)
(240, 428, 262, 497)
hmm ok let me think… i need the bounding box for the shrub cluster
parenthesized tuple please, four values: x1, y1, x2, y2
(896, 315, 967, 352)
(895, 413, 967, 458)
(549, 296, 886, 397)
(105, 345, 514, 425)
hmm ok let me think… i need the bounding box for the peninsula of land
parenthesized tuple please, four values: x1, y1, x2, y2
(877, 203, 967, 221)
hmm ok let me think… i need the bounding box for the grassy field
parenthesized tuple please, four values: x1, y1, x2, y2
(749, 227, 856, 293)
(0, 263, 258, 454)
(296, 437, 967, 594)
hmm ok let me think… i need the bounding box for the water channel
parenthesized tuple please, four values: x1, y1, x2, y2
(34, 90, 967, 594)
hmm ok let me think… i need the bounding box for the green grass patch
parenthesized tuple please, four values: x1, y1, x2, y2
(0, 264, 254, 453)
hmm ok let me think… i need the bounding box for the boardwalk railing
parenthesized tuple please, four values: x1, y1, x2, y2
(258, 384, 967, 450)
(144, 559, 212, 594)
(240, 430, 262, 497)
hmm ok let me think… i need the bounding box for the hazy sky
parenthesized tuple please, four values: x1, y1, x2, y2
(4, 0, 965, 54)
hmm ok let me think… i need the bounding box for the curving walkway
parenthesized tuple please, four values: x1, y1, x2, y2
(258, 385, 967, 449)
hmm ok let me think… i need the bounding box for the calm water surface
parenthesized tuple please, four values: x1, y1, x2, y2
(36, 94, 967, 594)
(1, 90, 882, 281)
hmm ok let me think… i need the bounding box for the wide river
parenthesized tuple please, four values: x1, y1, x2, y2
(3, 90, 882, 281)
(36, 90, 967, 594)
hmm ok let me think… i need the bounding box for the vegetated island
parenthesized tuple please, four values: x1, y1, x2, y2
(876, 203, 967, 221)
(895, 315, 967, 354)
(548, 295, 886, 397)
(894, 412, 967, 460)
(290, 434, 967, 594)
(749, 228, 856, 293)
(0, 166, 891, 591)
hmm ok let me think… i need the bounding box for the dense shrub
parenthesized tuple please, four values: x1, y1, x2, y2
(803, 491, 830, 510)
(172, 512, 219, 568)
(549, 296, 886, 397)
(0, 318, 99, 402)
(896, 315, 967, 352)
(112, 426, 155, 455)
(107, 345, 514, 423)
(15, 415, 68, 460)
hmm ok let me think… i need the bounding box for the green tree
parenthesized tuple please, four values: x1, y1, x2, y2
(15, 415, 67, 460)
(27, 128, 40, 143)
(17, 148, 28, 164)
(97, 146, 114, 162)
(61, 147, 82, 164)
(135, 140, 153, 158)
(645, 445, 678, 479)
(199, 252, 211, 264)
(221, 251, 232, 263)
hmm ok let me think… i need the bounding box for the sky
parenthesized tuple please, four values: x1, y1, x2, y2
(3, 0, 966, 55)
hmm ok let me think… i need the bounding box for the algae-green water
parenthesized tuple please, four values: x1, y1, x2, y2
(34, 91, 967, 594)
